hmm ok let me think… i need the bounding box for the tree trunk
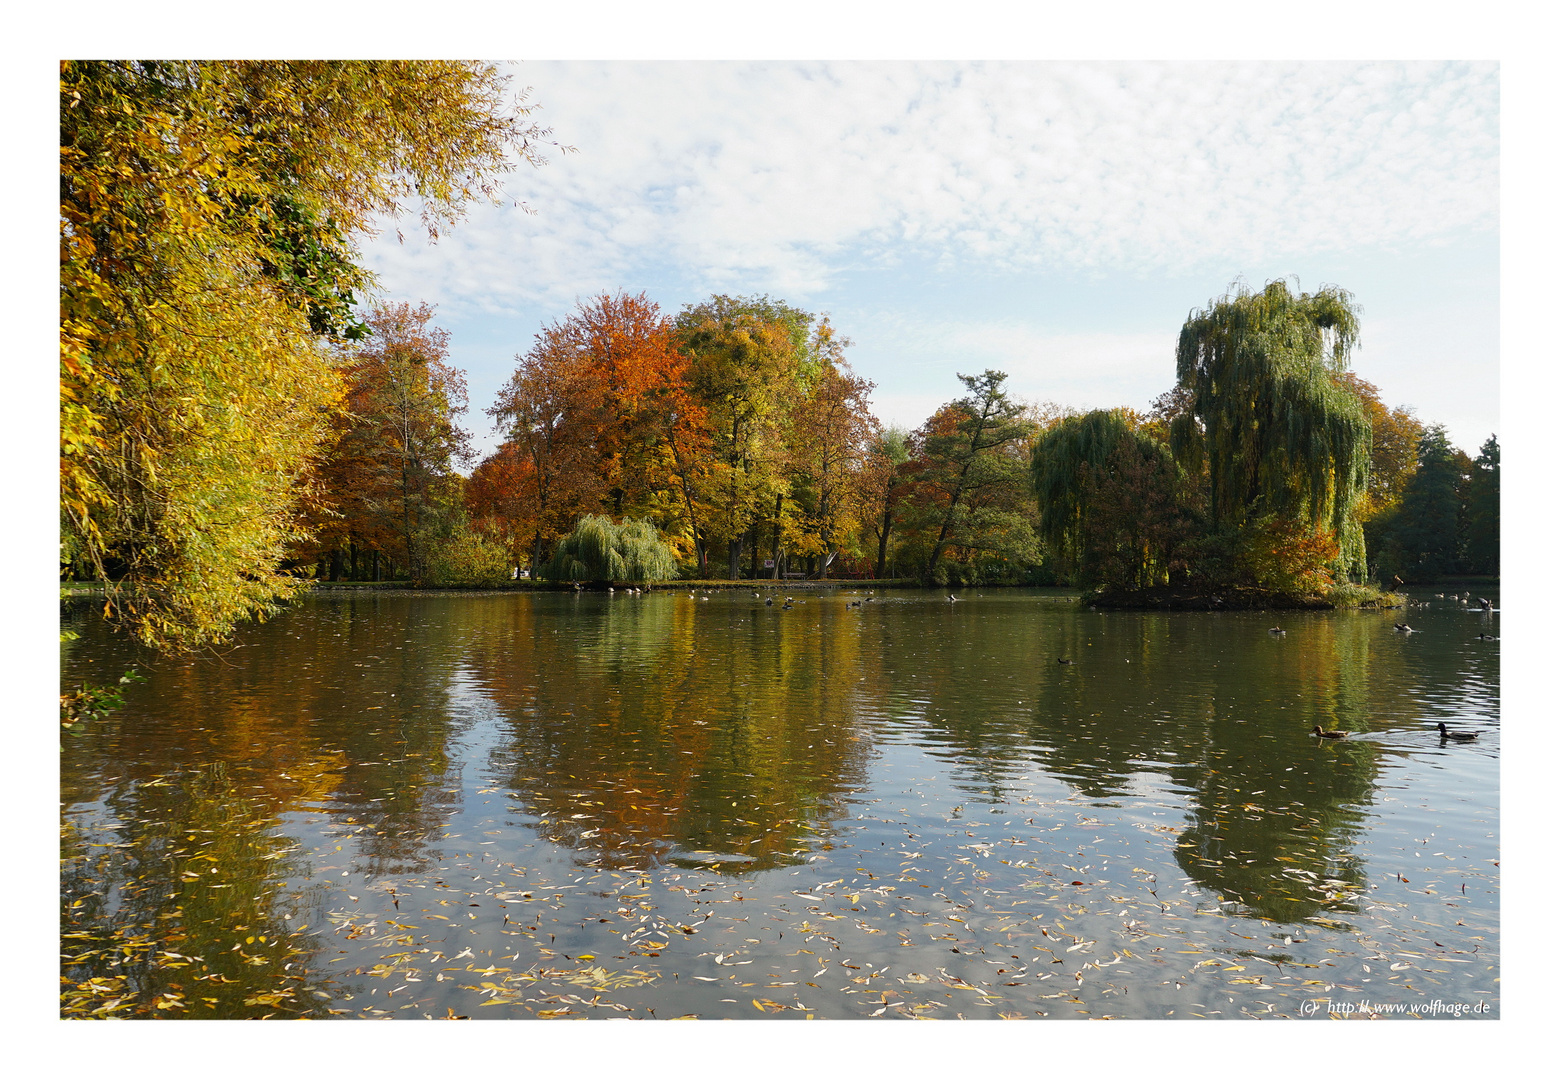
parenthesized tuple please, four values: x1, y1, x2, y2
(770, 493, 783, 578)
(876, 505, 894, 579)
(727, 537, 741, 580)
(373, 549, 381, 582)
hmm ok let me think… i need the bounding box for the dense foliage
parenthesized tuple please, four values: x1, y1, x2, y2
(545, 516, 680, 584)
(60, 60, 553, 649)
(1171, 280, 1371, 582)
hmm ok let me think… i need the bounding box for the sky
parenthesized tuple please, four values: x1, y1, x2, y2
(359, 60, 1501, 462)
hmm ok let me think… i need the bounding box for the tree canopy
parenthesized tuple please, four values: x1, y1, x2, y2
(1171, 280, 1371, 580)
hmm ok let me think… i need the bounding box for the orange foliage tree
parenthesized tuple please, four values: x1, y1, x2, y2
(308, 302, 471, 582)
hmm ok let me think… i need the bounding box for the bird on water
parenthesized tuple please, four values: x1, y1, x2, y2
(1311, 725, 1349, 739)
(1437, 723, 1479, 742)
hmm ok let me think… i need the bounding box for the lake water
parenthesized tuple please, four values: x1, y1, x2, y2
(60, 586, 1499, 1020)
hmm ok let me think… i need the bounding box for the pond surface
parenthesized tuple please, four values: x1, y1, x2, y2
(60, 587, 1499, 1020)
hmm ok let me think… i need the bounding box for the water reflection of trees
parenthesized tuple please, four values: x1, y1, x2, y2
(1020, 612, 1389, 922)
(61, 763, 333, 1018)
(63, 595, 476, 876)
(462, 595, 873, 872)
(863, 604, 1398, 924)
(60, 595, 481, 1014)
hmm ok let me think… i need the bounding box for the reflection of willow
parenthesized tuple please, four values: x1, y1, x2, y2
(63, 594, 477, 880)
(61, 763, 333, 1019)
(464, 594, 873, 871)
(1024, 612, 1390, 923)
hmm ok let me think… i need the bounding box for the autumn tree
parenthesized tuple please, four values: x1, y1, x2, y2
(860, 426, 915, 580)
(916, 370, 1040, 583)
(783, 332, 878, 578)
(465, 441, 536, 568)
(488, 324, 611, 574)
(487, 292, 703, 572)
(1334, 373, 1425, 523)
(320, 303, 473, 584)
(61, 60, 556, 649)
(675, 295, 815, 578)
(1171, 280, 1372, 581)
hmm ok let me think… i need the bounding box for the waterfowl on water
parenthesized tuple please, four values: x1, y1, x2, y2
(1311, 725, 1349, 739)
(1476, 633, 1496, 640)
(1478, 597, 1493, 610)
(1057, 658, 1073, 665)
(1268, 627, 1285, 635)
(1438, 723, 1479, 742)
(1394, 624, 1414, 633)
(765, 596, 774, 606)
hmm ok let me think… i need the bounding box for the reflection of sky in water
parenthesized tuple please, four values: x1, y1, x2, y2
(60, 588, 1498, 1019)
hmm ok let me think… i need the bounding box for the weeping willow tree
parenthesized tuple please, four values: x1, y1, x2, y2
(1170, 280, 1371, 580)
(545, 516, 679, 583)
(1032, 409, 1196, 590)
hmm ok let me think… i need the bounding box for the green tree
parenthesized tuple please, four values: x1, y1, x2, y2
(1032, 409, 1199, 591)
(1462, 435, 1499, 575)
(545, 516, 680, 584)
(918, 370, 1039, 583)
(1171, 280, 1371, 581)
(60, 60, 556, 649)
(1368, 425, 1464, 583)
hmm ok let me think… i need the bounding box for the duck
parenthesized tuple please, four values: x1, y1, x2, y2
(1393, 623, 1414, 634)
(765, 596, 774, 606)
(1311, 725, 1349, 739)
(1437, 723, 1479, 742)
(948, 594, 960, 602)
(1477, 597, 1493, 610)
(1056, 658, 1073, 665)
(1268, 626, 1285, 635)
(1476, 633, 1496, 640)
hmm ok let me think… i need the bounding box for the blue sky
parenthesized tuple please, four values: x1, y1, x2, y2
(359, 60, 1500, 461)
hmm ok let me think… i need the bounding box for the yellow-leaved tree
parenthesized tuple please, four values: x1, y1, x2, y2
(60, 60, 558, 650)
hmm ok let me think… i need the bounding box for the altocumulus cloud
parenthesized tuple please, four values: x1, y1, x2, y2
(362, 59, 1497, 316)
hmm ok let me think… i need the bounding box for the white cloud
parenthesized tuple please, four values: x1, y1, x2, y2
(361, 60, 1498, 318)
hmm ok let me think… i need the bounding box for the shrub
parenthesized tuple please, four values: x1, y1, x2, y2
(427, 531, 513, 588)
(545, 516, 679, 583)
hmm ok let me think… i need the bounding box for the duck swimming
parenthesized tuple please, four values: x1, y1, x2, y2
(1437, 723, 1479, 742)
(1311, 725, 1349, 739)
(1268, 627, 1285, 635)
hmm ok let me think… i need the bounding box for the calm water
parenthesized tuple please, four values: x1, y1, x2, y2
(60, 587, 1499, 1020)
